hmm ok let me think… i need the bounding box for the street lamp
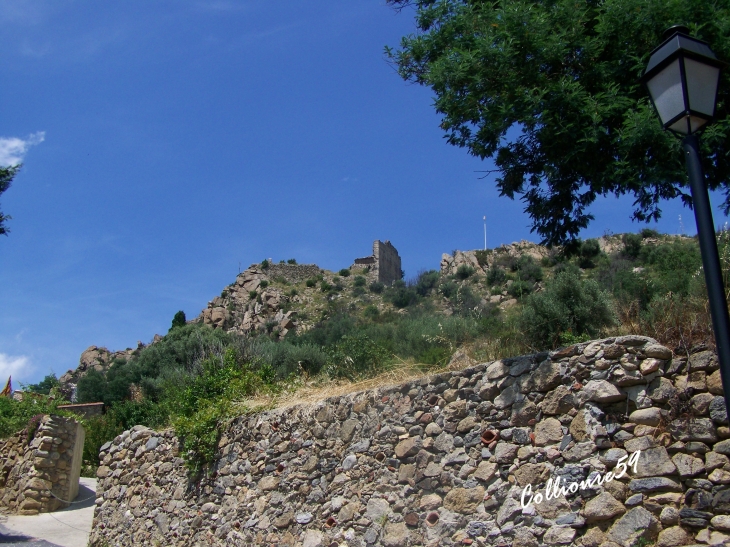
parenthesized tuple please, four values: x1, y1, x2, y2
(643, 25, 730, 414)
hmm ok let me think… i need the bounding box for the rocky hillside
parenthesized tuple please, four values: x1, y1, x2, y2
(59, 231, 705, 399)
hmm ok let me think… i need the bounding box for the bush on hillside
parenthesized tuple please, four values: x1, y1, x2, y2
(455, 265, 476, 280)
(508, 280, 533, 298)
(486, 266, 507, 286)
(385, 280, 418, 308)
(578, 239, 602, 269)
(621, 233, 642, 259)
(415, 270, 440, 296)
(512, 255, 543, 282)
(369, 281, 385, 294)
(518, 271, 616, 349)
(77, 323, 234, 406)
(326, 333, 390, 379)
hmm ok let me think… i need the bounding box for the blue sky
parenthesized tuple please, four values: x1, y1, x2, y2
(0, 1, 726, 386)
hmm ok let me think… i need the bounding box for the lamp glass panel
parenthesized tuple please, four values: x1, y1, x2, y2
(684, 57, 720, 117)
(668, 115, 707, 134)
(646, 59, 686, 126)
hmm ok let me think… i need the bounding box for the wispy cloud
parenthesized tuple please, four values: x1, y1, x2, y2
(0, 354, 33, 384)
(0, 131, 45, 166)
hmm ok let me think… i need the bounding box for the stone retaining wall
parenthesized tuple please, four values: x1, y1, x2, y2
(0, 415, 85, 514)
(264, 263, 324, 285)
(90, 336, 730, 546)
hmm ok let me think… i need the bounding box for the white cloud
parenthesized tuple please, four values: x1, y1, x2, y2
(0, 131, 45, 166)
(0, 353, 33, 385)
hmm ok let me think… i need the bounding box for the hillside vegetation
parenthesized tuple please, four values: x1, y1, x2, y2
(9, 229, 730, 474)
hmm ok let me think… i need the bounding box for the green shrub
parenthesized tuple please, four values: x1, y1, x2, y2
(621, 233, 642, 259)
(640, 240, 702, 296)
(486, 266, 507, 286)
(326, 333, 390, 379)
(252, 339, 328, 377)
(320, 281, 333, 292)
(306, 279, 316, 288)
(439, 280, 458, 298)
(249, 290, 257, 299)
(475, 250, 490, 268)
(385, 280, 418, 308)
(352, 286, 366, 297)
(259, 280, 269, 289)
(518, 272, 616, 349)
(287, 258, 297, 264)
(338, 269, 351, 277)
(261, 259, 269, 269)
(595, 257, 654, 310)
(455, 265, 476, 280)
(449, 285, 486, 317)
(415, 270, 440, 296)
(353, 276, 366, 287)
(78, 323, 234, 406)
(508, 280, 533, 298)
(170, 347, 259, 472)
(363, 305, 380, 319)
(369, 281, 385, 294)
(641, 228, 660, 239)
(0, 394, 70, 439)
(170, 310, 187, 331)
(288, 288, 298, 297)
(513, 255, 543, 282)
(578, 239, 602, 269)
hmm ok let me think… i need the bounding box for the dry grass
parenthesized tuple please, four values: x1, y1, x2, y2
(233, 353, 484, 412)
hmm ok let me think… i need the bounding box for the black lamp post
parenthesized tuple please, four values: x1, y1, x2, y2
(642, 26, 730, 414)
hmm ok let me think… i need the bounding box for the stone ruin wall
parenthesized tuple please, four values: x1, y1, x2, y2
(90, 335, 730, 547)
(0, 415, 85, 515)
(373, 240, 402, 285)
(352, 240, 402, 286)
(263, 263, 324, 285)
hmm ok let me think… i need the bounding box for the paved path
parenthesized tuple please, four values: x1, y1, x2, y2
(0, 478, 96, 547)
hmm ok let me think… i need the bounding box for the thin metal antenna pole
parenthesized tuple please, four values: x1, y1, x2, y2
(483, 216, 487, 250)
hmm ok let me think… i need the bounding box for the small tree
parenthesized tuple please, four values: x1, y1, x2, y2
(170, 310, 187, 331)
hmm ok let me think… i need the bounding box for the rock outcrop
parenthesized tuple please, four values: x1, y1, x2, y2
(89, 336, 730, 546)
(197, 263, 317, 338)
(59, 344, 144, 401)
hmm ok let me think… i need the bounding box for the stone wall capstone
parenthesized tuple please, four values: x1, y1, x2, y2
(0, 415, 85, 515)
(89, 336, 730, 546)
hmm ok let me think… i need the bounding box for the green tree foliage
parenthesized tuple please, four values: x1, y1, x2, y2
(386, 0, 730, 245)
(170, 310, 186, 331)
(0, 165, 20, 236)
(0, 394, 70, 438)
(519, 271, 616, 348)
(578, 239, 602, 269)
(25, 374, 60, 395)
(76, 323, 234, 406)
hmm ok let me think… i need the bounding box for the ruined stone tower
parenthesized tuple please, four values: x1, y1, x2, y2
(352, 240, 402, 285)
